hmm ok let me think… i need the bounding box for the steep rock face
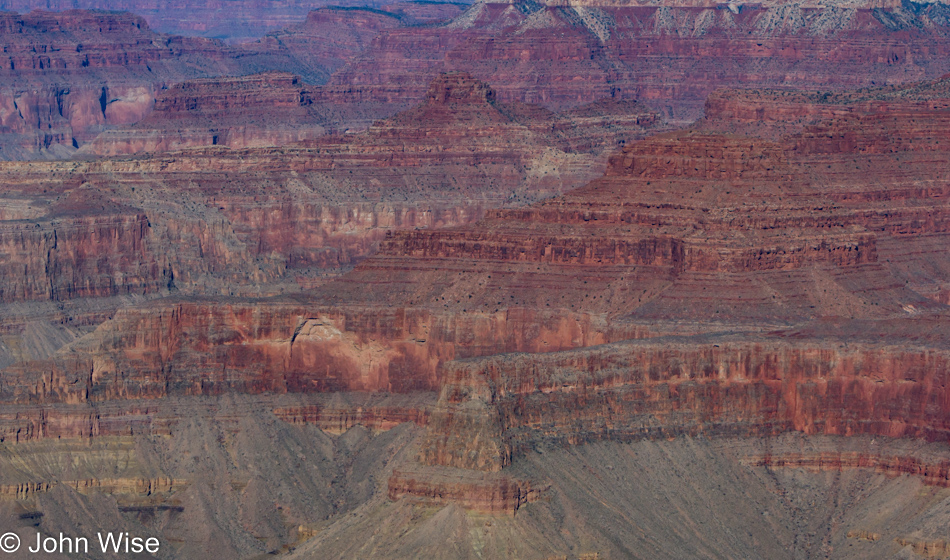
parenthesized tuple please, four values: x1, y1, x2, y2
(0, 74, 647, 415)
(748, 452, 950, 487)
(0, 3, 485, 158)
(4, 59, 950, 548)
(0, 74, 621, 315)
(6, 0, 950, 157)
(388, 467, 538, 514)
(323, 0, 950, 121)
(0, 303, 623, 403)
(6, 75, 949, 421)
(353, 76, 950, 324)
(0, 10, 258, 158)
(0, 392, 432, 443)
(702, 74, 950, 138)
(296, 76, 950, 484)
(82, 72, 330, 154)
(419, 337, 950, 470)
(0, 211, 167, 303)
(0, 6, 475, 158)
(86, 69, 655, 156)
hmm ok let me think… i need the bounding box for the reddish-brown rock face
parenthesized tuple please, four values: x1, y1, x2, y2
(388, 467, 539, 514)
(5, 75, 949, 418)
(5, 1, 950, 158)
(82, 72, 330, 154)
(323, 0, 950, 122)
(310, 75, 950, 478)
(4, 26, 950, 537)
(702, 75, 950, 138)
(0, 392, 430, 442)
(0, 10, 261, 157)
(0, 73, 639, 328)
(419, 338, 950, 470)
(0, 6, 476, 158)
(0, 211, 165, 303)
(9, 4, 950, 555)
(343, 76, 950, 325)
(748, 452, 950, 488)
(0, 303, 623, 402)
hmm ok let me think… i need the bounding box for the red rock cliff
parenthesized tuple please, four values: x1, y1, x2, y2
(321, 0, 950, 122)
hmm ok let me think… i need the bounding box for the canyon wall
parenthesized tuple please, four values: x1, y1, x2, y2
(81, 72, 330, 154)
(0, 5, 474, 158)
(10, 0, 950, 158)
(0, 28, 949, 556)
(0, 303, 625, 403)
(4, 74, 948, 425)
(420, 338, 950, 470)
(321, 0, 950, 122)
(0, 10, 261, 158)
(0, 73, 616, 316)
(0, 0, 461, 39)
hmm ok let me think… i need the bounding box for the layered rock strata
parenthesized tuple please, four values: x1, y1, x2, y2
(3, 59, 950, 556)
(0, 392, 432, 443)
(419, 337, 950, 471)
(0, 6, 476, 158)
(0, 399, 425, 559)
(320, 0, 950, 122)
(0, 10, 256, 158)
(6, 0, 950, 157)
(0, 73, 643, 399)
(82, 72, 330, 154)
(388, 467, 540, 514)
(4, 75, 947, 438)
(0, 73, 619, 311)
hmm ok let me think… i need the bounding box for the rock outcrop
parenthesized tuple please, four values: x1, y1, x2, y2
(82, 72, 330, 154)
(321, 0, 950, 122)
(420, 337, 950, 470)
(0, 10, 258, 158)
(0, 5, 476, 158)
(0, 73, 626, 314)
(388, 467, 539, 514)
(5, 74, 949, 428)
